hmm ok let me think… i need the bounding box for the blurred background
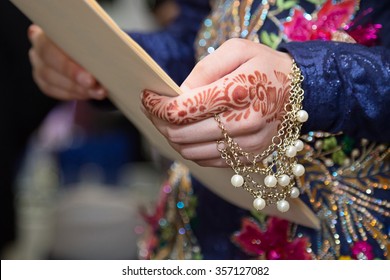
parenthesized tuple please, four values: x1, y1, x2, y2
(1, 0, 178, 260)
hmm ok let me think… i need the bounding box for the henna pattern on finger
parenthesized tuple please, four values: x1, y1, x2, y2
(142, 70, 290, 125)
(221, 70, 290, 123)
(143, 86, 227, 124)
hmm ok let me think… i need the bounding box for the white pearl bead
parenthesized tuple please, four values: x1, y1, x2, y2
(253, 197, 266, 211)
(278, 174, 291, 186)
(294, 140, 304, 152)
(277, 200, 290, 212)
(286, 145, 297, 158)
(231, 174, 244, 188)
(296, 110, 309, 123)
(264, 175, 277, 188)
(290, 187, 300, 198)
(292, 164, 305, 177)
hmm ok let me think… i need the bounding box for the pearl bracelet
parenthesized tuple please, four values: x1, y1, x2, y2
(215, 61, 307, 213)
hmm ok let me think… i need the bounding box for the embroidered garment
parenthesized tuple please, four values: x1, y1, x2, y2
(131, 0, 390, 260)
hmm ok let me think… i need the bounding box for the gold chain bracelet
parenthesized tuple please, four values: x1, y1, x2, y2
(215, 61, 307, 213)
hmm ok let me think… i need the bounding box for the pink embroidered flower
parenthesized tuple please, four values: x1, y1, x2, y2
(232, 217, 312, 260)
(344, 8, 382, 46)
(283, 0, 357, 41)
(351, 241, 374, 260)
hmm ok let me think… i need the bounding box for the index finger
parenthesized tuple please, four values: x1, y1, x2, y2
(28, 24, 96, 88)
(181, 38, 260, 90)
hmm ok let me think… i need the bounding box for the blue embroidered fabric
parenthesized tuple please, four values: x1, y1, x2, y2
(128, 0, 390, 259)
(280, 41, 390, 142)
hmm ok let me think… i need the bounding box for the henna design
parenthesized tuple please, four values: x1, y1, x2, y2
(142, 70, 290, 125)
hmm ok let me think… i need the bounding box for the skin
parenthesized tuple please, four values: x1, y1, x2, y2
(141, 38, 293, 167)
(28, 24, 292, 168)
(28, 24, 107, 100)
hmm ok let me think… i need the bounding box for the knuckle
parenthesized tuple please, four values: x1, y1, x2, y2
(57, 55, 71, 77)
(244, 116, 266, 133)
(169, 143, 191, 160)
(242, 131, 271, 153)
(240, 120, 259, 134)
(224, 38, 250, 51)
(165, 126, 183, 143)
(69, 84, 85, 97)
(242, 136, 262, 152)
(180, 150, 194, 161)
(61, 60, 76, 80)
(193, 59, 208, 75)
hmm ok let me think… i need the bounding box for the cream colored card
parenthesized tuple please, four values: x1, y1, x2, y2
(10, 0, 319, 229)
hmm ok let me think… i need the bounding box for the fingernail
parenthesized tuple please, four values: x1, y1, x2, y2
(28, 25, 38, 38)
(88, 88, 106, 99)
(76, 72, 93, 87)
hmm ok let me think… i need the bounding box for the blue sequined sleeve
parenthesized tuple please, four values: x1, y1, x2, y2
(279, 2, 390, 142)
(129, 0, 210, 84)
(280, 41, 390, 142)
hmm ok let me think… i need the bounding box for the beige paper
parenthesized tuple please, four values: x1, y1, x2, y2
(10, 0, 319, 229)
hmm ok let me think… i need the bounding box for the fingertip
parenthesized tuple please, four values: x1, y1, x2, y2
(87, 87, 107, 100)
(76, 71, 94, 88)
(27, 24, 40, 41)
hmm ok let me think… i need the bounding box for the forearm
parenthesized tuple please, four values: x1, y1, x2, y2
(280, 40, 390, 142)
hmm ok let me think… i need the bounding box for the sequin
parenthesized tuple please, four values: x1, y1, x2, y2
(140, 0, 389, 260)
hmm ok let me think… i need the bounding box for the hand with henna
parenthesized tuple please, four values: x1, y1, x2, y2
(28, 24, 108, 100)
(141, 38, 294, 167)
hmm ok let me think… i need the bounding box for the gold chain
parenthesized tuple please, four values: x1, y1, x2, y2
(214, 61, 307, 212)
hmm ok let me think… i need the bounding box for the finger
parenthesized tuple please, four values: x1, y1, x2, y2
(28, 25, 97, 88)
(181, 38, 260, 90)
(172, 142, 267, 163)
(169, 127, 273, 159)
(29, 42, 107, 99)
(29, 48, 89, 98)
(142, 59, 255, 125)
(32, 70, 90, 101)
(195, 155, 265, 168)
(143, 53, 291, 126)
(196, 159, 229, 168)
(169, 141, 220, 161)
(148, 114, 266, 144)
